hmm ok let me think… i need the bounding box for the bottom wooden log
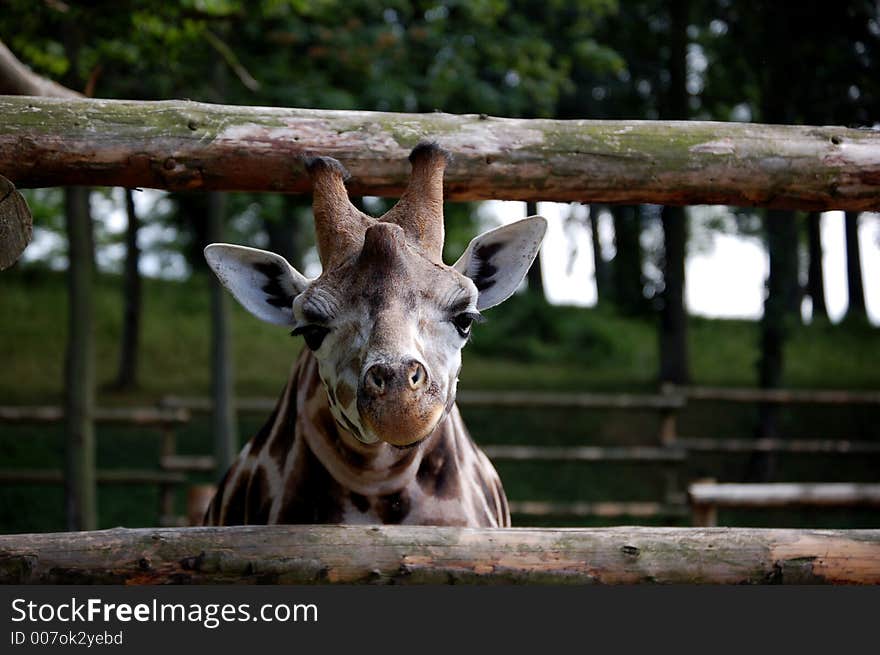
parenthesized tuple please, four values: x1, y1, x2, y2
(1, 526, 878, 585)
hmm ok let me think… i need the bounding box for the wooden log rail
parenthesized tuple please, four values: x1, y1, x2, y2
(671, 386, 880, 405)
(689, 482, 880, 527)
(0, 469, 185, 485)
(678, 437, 880, 454)
(507, 501, 688, 519)
(0, 405, 190, 425)
(0, 525, 878, 584)
(1, 96, 880, 210)
(160, 391, 685, 412)
(482, 445, 686, 462)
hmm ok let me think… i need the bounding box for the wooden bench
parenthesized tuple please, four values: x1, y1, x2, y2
(688, 481, 880, 526)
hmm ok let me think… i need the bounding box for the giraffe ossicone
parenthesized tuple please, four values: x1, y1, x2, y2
(203, 141, 546, 527)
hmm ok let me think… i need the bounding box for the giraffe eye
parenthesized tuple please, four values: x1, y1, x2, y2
(291, 325, 330, 350)
(452, 312, 482, 338)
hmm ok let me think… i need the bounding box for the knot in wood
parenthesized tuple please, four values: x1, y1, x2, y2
(154, 157, 203, 190)
(179, 552, 205, 571)
(621, 544, 641, 558)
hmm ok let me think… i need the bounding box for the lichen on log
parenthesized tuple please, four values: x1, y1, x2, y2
(0, 96, 878, 210)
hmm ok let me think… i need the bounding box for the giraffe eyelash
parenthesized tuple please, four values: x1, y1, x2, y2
(452, 311, 484, 338)
(291, 324, 331, 350)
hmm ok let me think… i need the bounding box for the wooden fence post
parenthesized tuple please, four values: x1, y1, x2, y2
(63, 187, 96, 532)
(690, 478, 719, 527)
(207, 192, 237, 478)
(158, 422, 177, 526)
(658, 385, 683, 508)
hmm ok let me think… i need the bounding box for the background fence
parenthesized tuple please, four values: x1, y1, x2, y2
(4, 384, 878, 531)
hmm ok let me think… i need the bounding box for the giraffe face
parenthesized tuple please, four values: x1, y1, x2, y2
(205, 143, 546, 448)
(205, 214, 545, 447)
(291, 222, 477, 446)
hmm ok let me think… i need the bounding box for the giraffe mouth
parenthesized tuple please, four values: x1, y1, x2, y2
(357, 395, 446, 447)
(355, 357, 445, 446)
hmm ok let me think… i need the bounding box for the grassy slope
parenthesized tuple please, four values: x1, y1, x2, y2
(3, 270, 879, 404)
(1, 271, 878, 533)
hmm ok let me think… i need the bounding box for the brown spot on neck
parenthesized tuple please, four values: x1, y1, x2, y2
(245, 466, 272, 524)
(277, 441, 344, 524)
(416, 433, 460, 500)
(374, 490, 410, 524)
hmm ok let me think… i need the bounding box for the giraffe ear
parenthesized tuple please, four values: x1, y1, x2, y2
(204, 244, 310, 326)
(452, 216, 547, 311)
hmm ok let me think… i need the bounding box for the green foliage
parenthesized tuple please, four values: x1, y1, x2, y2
(699, 1, 880, 126)
(469, 291, 645, 368)
(0, 1, 622, 116)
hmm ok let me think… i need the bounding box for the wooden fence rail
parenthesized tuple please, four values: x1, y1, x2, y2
(5, 392, 878, 525)
(671, 386, 880, 405)
(156, 391, 880, 521)
(159, 391, 684, 412)
(690, 482, 880, 508)
(0, 525, 878, 584)
(677, 437, 880, 454)
(0, 406, 189, 424)
(2, 96, 880, 210)
(0, 469, 185, 485)
(0, 405, 194, 527)
(689, 482, 880, 527)
(483, 445, 686, 463)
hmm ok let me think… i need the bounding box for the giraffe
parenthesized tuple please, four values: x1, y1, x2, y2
(202, 142, 546, 527)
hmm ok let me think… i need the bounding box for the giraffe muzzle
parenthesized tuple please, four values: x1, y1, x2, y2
(364, 360, 427, 395)
(357, 359, 444, 446)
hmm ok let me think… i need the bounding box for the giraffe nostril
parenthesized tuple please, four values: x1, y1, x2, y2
(408, 361, 427, 390)
(368, 370, 385, 394)
(363, 361, 427, 397)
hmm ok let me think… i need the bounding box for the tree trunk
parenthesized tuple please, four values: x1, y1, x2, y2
(658, 0, 690, 384)
(589, 204, 610, 304)
(64, 187, 96, 532)
(263, 216, 298, 266)
(525, 201, 545, 298)
(1, 97, 879, 210)
(805, 211, 827, 320)
(844, 211, 867, 322)
(0, 38, 96, 530)
(208, 192, 238, 477)
(753, 210, 800, 479)
(610, 205, 647, 316)
(659, 205, 690, 383)
(758, 212, 801, 386)
(264, 195, 311, 271)
(112, 189, 141, 389)
(0, 40, 83, 99)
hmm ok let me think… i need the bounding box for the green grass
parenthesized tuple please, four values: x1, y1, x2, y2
(1, 270, 879, 534)
(2, 269, 297, 403)
(3, 270, 879, 404)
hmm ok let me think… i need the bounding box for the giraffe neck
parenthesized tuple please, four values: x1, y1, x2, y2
(294, 348, 439, 496)
(205, 349, 509, 527)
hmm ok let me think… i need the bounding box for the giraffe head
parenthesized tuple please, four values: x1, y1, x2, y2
(206, 142, 545, 447)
